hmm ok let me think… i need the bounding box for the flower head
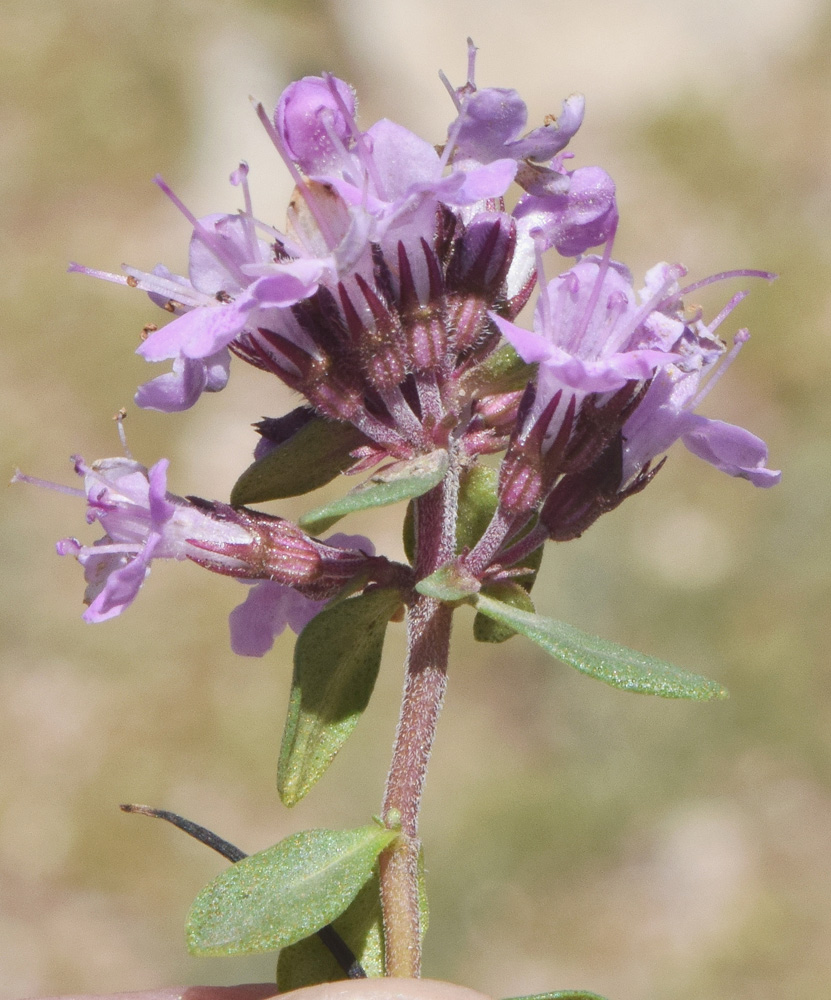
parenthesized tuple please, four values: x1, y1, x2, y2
(59, 43, 779, 602)
(70, 43, 615, 433)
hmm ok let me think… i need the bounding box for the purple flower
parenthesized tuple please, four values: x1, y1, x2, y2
(275, 76, 358, 174)
(492, 255, 684, 455)
(19, 456, 387, 640)
(55, 457, 255, 622)
(71, 42, 619, 429)
(274, 74, 517, 286)
(449, 87, 585, 167)
(621, 315, 781, 487)
(228, 533, 376, 657)
(514, 165, 619, 257)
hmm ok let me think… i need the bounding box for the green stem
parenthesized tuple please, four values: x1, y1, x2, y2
(379, 459, 458, 976)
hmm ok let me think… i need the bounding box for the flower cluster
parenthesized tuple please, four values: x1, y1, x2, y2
(47, 41, 778, 647)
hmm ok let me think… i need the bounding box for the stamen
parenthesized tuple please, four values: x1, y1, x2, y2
(706, 290, 749, 335)
(317, 107, 361, 186)
(322, 73, 387, 201)
(680, 269, 776, 297)
(252, 99, 338, 250)
(439, 111, 466, 170)
(466, 37, 478, 89)
(68, 262, 131, 287)
(153, 176, 250, 287)
(114, 408, 133, 460)
(691, 329, 750, 409)
(10, 470, 84, 499)
(569, 220, 617, 351)
(532, 230, 551, 332)
(71, 541, 142, 558)
(438, 69, 462, 113)
(230, 161, 259, 260)
(119, 266, 211, 308)
(618, 263, 688, 352)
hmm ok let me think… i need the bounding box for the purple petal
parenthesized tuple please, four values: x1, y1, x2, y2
(491, 313, 552, 363)
(229, 581, 323, 657)
(324, 532, 375, 556)
(248, 260, 328, 308)
(681, 415, 782, 487)
(516, 166, 618, 257)
(275, 76, 356, 173)
(229, 581, 293, 656)
(138, 301, 248, 362)
(512, 94, 585, 161)
(147, 459, 175, 527)
(542, 346, 675, 393)
(452, 87, 528, 164)
(188, 214, 258, 295)
(442, 159, 518, 204)
(82, 534, 160, 623)
(363, 119, 443, 200)
(204, 349, 232, 392)
(135, 356, 212, 412)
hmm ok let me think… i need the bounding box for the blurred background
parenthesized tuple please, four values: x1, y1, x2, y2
(2, 1, 829, 998)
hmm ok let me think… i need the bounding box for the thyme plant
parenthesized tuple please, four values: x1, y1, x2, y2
(18, 41, 780, 998)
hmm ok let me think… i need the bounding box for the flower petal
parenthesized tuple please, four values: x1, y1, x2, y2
(681, 415, 782, 487)
(138, 302, 248, 362)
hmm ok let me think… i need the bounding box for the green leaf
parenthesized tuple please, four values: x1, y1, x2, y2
(450, 464, 546, 642)
(300, 450, 449, 534)
(473, 594, 728, 700)
(455, 464, 499, 552)
(277, 848, 429, 988)
(231, 414, 363, 505)
(278, 588, 403, 807)
(186, 824, 397, 957)
(277, 872, 385, 990)
(457, 343, 536, 398)
(415, 563, 480, 603)
(473, 581, 535, 643)
(503, 992, 609, 1000)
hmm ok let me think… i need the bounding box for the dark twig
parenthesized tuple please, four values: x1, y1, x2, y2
(120, 803, 247, 861)
(120, 804, 367, 978)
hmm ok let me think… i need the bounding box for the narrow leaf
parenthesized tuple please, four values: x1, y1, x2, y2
(300, 450, 448, 534)
(415, 563, 480, 603)
(474, 594, 728, 700)
(503, 992, 609, 1000)
(455, 464, 499, 552)
(473, 581, 535, 643)
(231, 414, 362, 505)
(277, 872, 384, 990)
(457, 343, 535, 398)
(186, 824, 397, 957)
(278, 589, 403, 807)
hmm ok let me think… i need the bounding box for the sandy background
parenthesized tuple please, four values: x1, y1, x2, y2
(2, 1, 830, 997)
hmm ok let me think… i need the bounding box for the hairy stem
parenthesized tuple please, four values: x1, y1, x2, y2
(379, 459, 458, 976)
